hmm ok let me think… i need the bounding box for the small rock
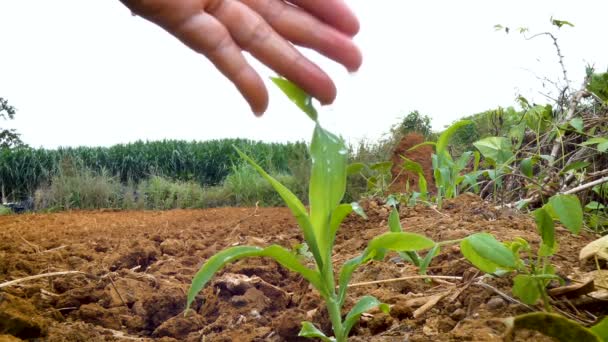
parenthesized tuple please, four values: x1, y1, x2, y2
(486, 296, 506, 311)
(450, 308, 466, 321)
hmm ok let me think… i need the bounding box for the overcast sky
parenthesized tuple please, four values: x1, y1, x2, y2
(1, 1, 607, 149)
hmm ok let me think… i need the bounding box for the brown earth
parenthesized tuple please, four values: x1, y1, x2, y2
(390, 133, 435, 194)
(0, 195, 604, 341)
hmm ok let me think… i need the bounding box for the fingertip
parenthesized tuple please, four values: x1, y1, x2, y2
(346, 45, 363, 73)
(342, 12, 360, 37)
(317, 78, 337, 106)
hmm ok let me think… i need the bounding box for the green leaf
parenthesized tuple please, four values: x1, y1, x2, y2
(460, 238, 500, 273)
(590, 317, 608, 341)
(437, 120, 472, 156)
(551, 17, 575, 28)
(582, 137, 608, 152)
(367, 232, 435, 253)
(588, 72, 608, 103)
(343, 296, 389, 337)
(346, 162, 365, 176)
(298, 321, 333, 341)
(520, 158, 534, 178)
(547, 194, 583, 234)
(407, 141, 436, 152)
(586, 201, 606, 211)
(510, 312, 602, 342)
(473, 136, 514, 165)
(338, 255, 365, 306)
(512, 275, 541, 305)
(401, 156, 424, 175)
(329, 203, 366, 248)
(473, 151, 482, 171)
(186, 245, 323, 312)
(466, 233, 516, 268)
(569, 117, 584, 132)
(351, 202, 367, 219)
(419, 244, 440, 275)
(388, 208, 402, 233)
(235, 146, 324, 268)
(329, 204, 354, 244)
(370, 161, 392, 173)
(271, 77, 317, 121)
(534, 208, 555, 256)
(561, 161, 590, 174)
(309, 124, 348, 262)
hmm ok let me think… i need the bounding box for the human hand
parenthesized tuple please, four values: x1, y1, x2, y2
(121, 0, 362, 115)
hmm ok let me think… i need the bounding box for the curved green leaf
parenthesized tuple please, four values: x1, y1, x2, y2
(347, 162, 365, 176)
(419, 244, 440, 275)
(466, 233, 516, 268)
(521, 157, 534, 178)
(437, 120, 472, 155)
(271, 77, 317, 121)
(569, 117, 584, 132)
(510, 312, 602, 342)
(534, 208, 555, 256)
(473, 136, 514, 165)
(512, 274, 541, 305)
(343, 296, 389, 337)
(187, 245, 323, 312)
(460, 238, 500, 274)
(388, 208, 402, 233)
(299, 321, 333, 341)
(400, 156, 424, 175)
(309, 124, 348, 262)
(338, 255, 365, 306)
(407, 141, 436, 152)
(547, 194, 583, 234)
(235, 146, 324, 269)
(560, 161, 590, 175)
(351, 202, 367, 219)
(590, 317, 608, 341)
(368, 232, 435, 253)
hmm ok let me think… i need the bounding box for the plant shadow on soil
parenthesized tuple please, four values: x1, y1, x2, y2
(0, 194, 603, 341)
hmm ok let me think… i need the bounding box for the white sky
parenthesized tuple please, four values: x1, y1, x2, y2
(1, 1, 607, 149)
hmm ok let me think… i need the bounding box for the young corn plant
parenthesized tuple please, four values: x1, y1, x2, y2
(185, 78, 437, 341)
(404, 120, 479, 208)
(386, 206, 437, 275)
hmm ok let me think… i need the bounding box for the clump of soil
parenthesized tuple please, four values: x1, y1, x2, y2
(390, 133, 435, 193)
(0, 197, 603, 341)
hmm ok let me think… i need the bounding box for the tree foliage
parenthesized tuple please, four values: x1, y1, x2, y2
(0, 97, 24, 149)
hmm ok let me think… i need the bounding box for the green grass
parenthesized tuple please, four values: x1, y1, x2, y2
(0, 205, 12, 215)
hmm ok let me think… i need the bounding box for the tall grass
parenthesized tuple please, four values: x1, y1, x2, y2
(34, 168, 121, 210)
(223, 163, 304, 207)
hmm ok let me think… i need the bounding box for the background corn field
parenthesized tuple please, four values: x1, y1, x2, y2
(0, 139, 308, 201)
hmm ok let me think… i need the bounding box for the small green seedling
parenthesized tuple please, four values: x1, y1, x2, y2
(185, 78, 436, 341)
(461, 194, 583, 311)
(386, 206, 438, 276)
